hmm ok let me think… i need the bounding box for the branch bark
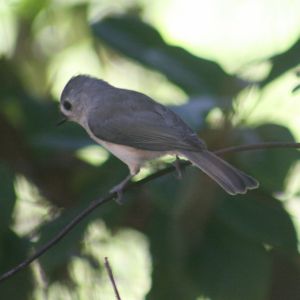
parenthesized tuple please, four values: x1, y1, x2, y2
(0, 141, 299, 283)
(105, 257, 122, 300)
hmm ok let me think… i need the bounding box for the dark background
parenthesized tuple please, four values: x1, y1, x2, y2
(1, 1, 300, 299)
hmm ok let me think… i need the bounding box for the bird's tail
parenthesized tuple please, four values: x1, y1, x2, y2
(180, 150, 258, 195)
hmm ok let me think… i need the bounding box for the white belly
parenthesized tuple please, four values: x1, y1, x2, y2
(99, 139, 164, 171)
(84, 121, 165, 174)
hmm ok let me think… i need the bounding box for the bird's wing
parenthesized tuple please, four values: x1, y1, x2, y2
(87, 89, 206, 152)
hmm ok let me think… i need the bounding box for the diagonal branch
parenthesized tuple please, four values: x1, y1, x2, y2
(105, 257, 122, 300)
(0, 141, 300, 283)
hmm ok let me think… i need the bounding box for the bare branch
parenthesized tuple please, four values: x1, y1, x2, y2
(216, 142, 300, 154)
(104, 257, 122, 300)
(0, 141, 299, 283)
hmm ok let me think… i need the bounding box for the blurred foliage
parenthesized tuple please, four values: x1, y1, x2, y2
(0, 1, 300, 299)
(92, 15, 241, 96)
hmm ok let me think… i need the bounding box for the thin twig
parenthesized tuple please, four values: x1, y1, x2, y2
(104, 257, 122, 300)
(215, 142, 300, 154)
(0, 141, 299, 283)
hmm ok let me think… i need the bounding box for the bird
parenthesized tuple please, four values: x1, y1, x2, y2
(59, 75, 258, 203)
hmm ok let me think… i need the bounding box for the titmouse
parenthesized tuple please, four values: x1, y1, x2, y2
(59, 75, 258, 203)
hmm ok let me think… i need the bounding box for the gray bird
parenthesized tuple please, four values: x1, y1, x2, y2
(59, 75, 258, 203)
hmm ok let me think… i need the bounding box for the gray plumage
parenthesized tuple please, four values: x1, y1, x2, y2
(60, 75, 258, 199)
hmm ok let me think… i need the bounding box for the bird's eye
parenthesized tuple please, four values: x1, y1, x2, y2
(63, 101, 72, 111)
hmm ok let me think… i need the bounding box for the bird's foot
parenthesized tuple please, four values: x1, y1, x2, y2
(173, 155, 183, 179)
(110, 174, 133, 204)
(110, 183, 127, 205)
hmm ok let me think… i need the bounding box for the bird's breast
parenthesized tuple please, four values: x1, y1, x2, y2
(83, 120, 166, 173)
(98, 139, 164, 166)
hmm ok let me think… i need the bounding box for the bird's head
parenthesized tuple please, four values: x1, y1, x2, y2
(59, 75, 95, 124)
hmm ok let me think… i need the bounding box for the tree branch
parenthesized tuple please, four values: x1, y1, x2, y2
(104, 257, 122, 300)
(0, 141, 299, 283)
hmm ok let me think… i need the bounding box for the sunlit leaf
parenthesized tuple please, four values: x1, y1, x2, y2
(92, 15, 241, 96)
(16, 0, 50, 20)
(292, 83, 300, 94)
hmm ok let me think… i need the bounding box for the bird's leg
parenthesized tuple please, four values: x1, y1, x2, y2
(110, 174, 133, 204)
(173, 155, 183, 179)
(110, 167, 139, 204)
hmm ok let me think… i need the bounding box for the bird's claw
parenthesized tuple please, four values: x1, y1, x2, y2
(110, 174, 133, 204)
(110, 185, 126, 205)
(173, 155, 183, 179)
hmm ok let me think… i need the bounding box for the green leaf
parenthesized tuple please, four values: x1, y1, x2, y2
(37, 207, 91, 281)
(36, 160, 118, 281)
(16, 0, 51, 20)
(261, 38, 300, 86)
(0, 163, 16, 232)
(170, 96, 215, 130)
(237, 124, 300, 192)
(0, 230, 33, 299)
(186, 220, 272, 300)
(92, 16, 241, 96)
(216, 194, 298, 253)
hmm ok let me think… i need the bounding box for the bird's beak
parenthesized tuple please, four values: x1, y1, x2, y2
(56, 117, 67, 126)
